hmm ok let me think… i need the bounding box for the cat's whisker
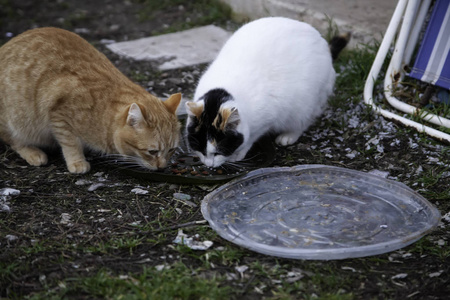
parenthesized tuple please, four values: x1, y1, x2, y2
(100, 154, 148, 170)
(230, 155, 255, 164)
(218, 164, 234, 173)
(223, 158, 256, 169)
(90, 159, 144, 173)
(175, 146, 185, 154)
(241, 152, 260, 161)
(221, 161, 248, 170)
(224, 163, 245, 170)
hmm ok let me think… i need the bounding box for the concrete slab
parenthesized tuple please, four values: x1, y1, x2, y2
(221, 0, 397, 47)
(106, 25, 231, 70)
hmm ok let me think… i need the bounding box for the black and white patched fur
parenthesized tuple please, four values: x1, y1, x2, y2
(185, 17, 349, 167)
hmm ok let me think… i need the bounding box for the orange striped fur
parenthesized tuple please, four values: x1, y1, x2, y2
(0, 27, 181, 173)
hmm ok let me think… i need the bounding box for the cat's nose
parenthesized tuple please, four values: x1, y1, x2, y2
(156, 158, 167, 169)
(204, 157, 214, 167)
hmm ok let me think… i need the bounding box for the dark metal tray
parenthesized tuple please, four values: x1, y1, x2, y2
(121, 117, 276, 184)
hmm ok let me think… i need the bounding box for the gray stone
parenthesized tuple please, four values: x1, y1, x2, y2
(220, 0, 397, 48)
(106, 25, 231, 70)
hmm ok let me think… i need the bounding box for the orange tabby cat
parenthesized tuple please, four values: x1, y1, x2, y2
(0, 27, 181, 174)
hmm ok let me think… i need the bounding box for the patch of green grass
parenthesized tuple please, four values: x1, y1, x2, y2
(285, 153, 295, 162)
(0, 261, 21, 284)
(309, 272, 352, 294)
(249, 261, 356, 300)
(83, 236, 144, 255)
(111, 236, 144, 255)
(29, 262, 230, 300)
(270, 283, 305, 300)
(61, 9, 90, 29)
(136, 0, 232, 33)
(389, 76, 450, 135)
(203, 245, 248, 266)
(150, 208, 185, 230)
(330, 44, 378, 109)
(129, 70, 152, 82)
(409, 106, 450, 135)
(324, 15, 340, 43)
(251, 260, 284, 277)
(317, 294, 355, 300)
(20, 240, 50, 255)
(271, 288, 354, 300)
(416, 166, 443, 187)
(0, 260, 33, 299)
(408, 236, 450, 260)
(0, 0, 17, 27)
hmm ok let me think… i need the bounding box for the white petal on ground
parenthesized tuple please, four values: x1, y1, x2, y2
(173, 230, 213, 250)
(131, 188, 149, 195)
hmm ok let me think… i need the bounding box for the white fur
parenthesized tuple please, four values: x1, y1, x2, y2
(190, 17, 335, 166)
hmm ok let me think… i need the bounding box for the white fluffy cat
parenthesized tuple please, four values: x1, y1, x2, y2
(185, 17, 348, 167)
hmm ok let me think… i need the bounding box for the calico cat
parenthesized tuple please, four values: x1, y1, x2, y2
(0, 27, 181, 174)
(186, 17, 349, 167)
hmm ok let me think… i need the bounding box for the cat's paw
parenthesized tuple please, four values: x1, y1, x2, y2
(16, 146, 48, 166)
(275, 133, 300, 146)
(67, 160, 91, 174)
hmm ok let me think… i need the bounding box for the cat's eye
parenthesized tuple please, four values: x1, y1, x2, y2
(148, 150, 159, 156)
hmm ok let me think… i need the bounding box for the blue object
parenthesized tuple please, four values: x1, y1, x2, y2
(437, 88, 450, 104)
(410, 0, 450, 90)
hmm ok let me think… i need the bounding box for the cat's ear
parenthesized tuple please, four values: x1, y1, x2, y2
(127, 103, 145, 127)
(186, 101, 204, 119)
(221, 107, 240, 130)
(163, 93, 182, 115)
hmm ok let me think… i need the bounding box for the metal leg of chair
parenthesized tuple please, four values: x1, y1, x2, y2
(363, 0, 450, 143)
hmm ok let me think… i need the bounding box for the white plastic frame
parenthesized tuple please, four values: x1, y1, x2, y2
(363, 0, 450, 143)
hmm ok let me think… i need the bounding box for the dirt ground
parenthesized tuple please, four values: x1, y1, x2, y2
(1, 0, 449, 299)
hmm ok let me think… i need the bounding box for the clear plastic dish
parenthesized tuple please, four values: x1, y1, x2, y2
(201, 165, 441, 260)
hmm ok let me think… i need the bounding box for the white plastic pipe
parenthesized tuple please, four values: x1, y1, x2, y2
(363, 0, 450, 143)
(404, 0, 432, 65)
(384, 0, 450, 129)
(389, 0, 419, 76)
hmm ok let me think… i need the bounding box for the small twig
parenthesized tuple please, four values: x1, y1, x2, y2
(151, 220, 207, 233)
(241, 274, 256, 295)
(134, 195, 150, 225)
(407, 291, 421, 298)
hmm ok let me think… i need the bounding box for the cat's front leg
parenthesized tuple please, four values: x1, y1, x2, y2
(59, 138, 90, 174)
(275, 132, 301, 146)
(1, 130, 48, 166)
(229, 144, 252, 163)
(51, 124, 90, 173)
(13, 145, 48, 166)
(66, 157, 90, 174)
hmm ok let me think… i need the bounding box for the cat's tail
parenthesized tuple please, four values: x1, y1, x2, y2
(329, 32, 351, 61)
